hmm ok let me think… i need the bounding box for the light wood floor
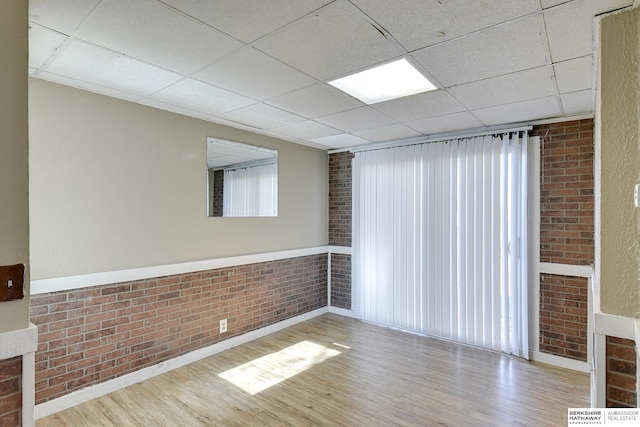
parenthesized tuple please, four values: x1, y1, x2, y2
(37, 314, 589, 426)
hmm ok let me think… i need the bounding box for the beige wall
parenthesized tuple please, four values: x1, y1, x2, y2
(598, 7, 640, 317)
(0, 1, 29, 333)
(29, 79, 328, 280)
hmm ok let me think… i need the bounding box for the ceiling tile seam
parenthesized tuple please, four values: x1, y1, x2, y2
(539, 7, 564, 115)
(245, 0, 342, 45)
(219, 102, 311, 130)
(154, 0, 250, 46)
(28, 31, 76, 77)
(403, 9, 548, 56)
(469, 93, 559, 114)
(29, 0, 105, 38)
(441, 63, 557, 91)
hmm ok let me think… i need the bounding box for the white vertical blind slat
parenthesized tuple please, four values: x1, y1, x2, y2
(352, 132, 529, 357)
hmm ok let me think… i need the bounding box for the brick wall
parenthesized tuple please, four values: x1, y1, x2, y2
(330, 254, 351, 310)
(606, 336, 637, 407)
(329, 151, 353, 247)
(539, 274, 588, 361)
(530, 120, 594, 363)
(31, 254, 327, 404)
(212, 169, 223, 217)
(531, 119, 594, 266)
(0, 356, 22, 427)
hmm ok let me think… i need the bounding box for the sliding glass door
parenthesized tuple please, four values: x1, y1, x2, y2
(352, 132, 533, 358)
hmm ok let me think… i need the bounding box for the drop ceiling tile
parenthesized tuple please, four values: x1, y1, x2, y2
(220, 103, 305, 130)
(150, 79, 256, 115)
(372, 90, 465, 122)
(353, 124, 421, 142)
(161, 0, 332, 43)
(544, 0, 633, 62)
(138, 98, 211, 121)
(271, 121, 341, 140)
(194, 47, 315, 101)
(554, 56, 593, 94)
(560, 90, 593, 115)
(29, 24, 67, 70)
(310, 133, 371, 149)
(350, 0, 538, 51)
(45, 40, 182, 96)
(35, 71, 142, 102)
(541, 0, 571, 8)
(266, 83, 364, 118)
(413, 14, 549, 87)
(406, 112, 485, 135)
(472, 96, 561, 125)
(76, 0, 243, 74)
(449, 66, 557, 110)
(253, 0, 404, 80)
(316, 107, 396, 133)
(29, 0, 102, 35)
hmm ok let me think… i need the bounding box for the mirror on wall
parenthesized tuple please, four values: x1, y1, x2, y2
(207, 137, 278, 217)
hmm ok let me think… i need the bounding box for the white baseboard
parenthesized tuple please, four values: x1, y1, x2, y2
(530, 350, 591, 373)
(35, 307, 328, 419)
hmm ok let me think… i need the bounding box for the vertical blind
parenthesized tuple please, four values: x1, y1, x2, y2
(352, 132, 530, 358)
(223, 161, 278, 217)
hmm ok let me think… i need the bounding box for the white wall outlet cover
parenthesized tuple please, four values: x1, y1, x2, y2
(634, 183, 640, 208)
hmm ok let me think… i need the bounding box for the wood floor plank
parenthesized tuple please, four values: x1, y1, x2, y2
(37, 314, 590, 426)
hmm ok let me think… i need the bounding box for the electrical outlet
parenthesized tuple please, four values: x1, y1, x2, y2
(219, 318, 227, 334)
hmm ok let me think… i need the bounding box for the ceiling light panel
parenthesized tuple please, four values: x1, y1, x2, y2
(350, 0, 538, 52)
(161, 0, 333, 43)
(253, 0, 404, 80)
(29, 0, 102, 35)
(44, 40, 182, 96)
(328, 59, 437, 104)
(149, 79, 255, 115)
(76, 0, 243, 74)
(413, 14, 548, 87)
(194, 47, 315, 101)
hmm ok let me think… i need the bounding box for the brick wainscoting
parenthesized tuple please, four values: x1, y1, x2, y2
(330, 254, 351, 310)
(0, 356, 22, 427)
(539, 274, 588, 361)
(31, 254, 327, 404)
(606, 337, 638, 407)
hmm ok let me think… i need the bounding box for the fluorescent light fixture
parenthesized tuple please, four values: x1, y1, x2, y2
(328, 58, 437, 104)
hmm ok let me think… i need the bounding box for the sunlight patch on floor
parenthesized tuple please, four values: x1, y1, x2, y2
(218, 341, 341, 395)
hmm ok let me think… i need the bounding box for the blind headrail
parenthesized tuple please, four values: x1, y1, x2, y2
(343, 124, 533, 154)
